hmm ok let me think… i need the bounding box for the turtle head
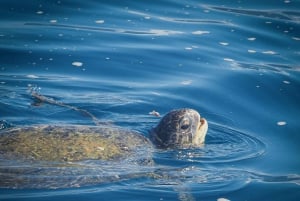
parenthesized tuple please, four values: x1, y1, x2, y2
(150, 108, 208, 149)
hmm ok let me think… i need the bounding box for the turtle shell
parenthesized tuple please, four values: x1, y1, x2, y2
(0, 125, 154, 189)
(0, 125, 153, 162)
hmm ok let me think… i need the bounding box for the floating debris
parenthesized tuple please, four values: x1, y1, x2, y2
(149, 110, 160, 117)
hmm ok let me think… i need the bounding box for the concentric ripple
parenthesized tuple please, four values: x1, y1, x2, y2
(0, 122, 266, 190)
(175, 122, 266, 163)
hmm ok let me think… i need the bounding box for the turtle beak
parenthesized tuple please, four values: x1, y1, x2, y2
(195, 118, 208, 145)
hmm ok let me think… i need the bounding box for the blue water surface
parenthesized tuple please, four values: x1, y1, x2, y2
(1, 0, 300, 200)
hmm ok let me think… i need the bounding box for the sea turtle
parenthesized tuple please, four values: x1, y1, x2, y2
(0, 109, 208, 162)
(0, 92, 208, 188)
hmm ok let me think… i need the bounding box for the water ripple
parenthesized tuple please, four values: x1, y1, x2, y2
(175, 123, 266, 163)
(210, 6, 300, 22)
(24, 22, 183, 36)
(1, 166, 298, 198)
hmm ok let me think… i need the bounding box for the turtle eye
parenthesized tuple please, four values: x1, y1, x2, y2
(181, 124, 190, 130)
(180, 118, 190, 130)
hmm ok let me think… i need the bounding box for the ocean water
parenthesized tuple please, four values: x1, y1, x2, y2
(0, 0, 300, 200)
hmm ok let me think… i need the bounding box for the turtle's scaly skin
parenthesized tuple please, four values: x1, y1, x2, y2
(151, 108, 208, 148)
(0, 125, 152, 162)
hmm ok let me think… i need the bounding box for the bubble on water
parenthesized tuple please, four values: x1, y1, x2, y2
(247, 37, 256, 41)
(95, 20, 105, 24)
(36, 11, 44, 15)
(50, 19, 57, 23)
(262, 51, 277, 55)
(283, 80, 290, 84)
(26, 74, 39, 79)
(224, 58, 234, 62)
(277, 121, 286, 126)
(192, 30, 210, 35)
(181, 80, 192, 85)
(72, 61, 83, 67)
(248, 50, 256, 53)
(218, 198, 230, 201)
(219, 42, 229, 46)
(292, 37, 300, 41)
(149, 29, 183, 36)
